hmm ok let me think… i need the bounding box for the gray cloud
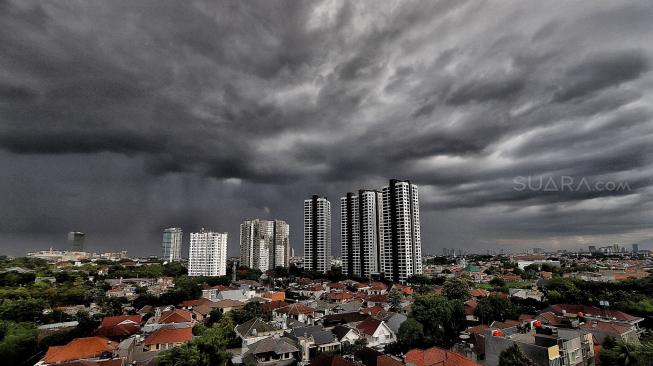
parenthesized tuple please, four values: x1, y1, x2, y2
(0, 0, 652, 256)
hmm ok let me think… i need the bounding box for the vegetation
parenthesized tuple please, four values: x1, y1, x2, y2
(443, 278, 471, 301)
(474, 295, 517, 325)
(158, 314, 237, 366)
(408, 294, 466, 348)
(498, 344, 536, 366)
(600, 336, 653, 366)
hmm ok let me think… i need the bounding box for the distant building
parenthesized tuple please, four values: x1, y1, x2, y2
(341, 190, 383, 278)
(381, 179, 422, 283)
(632, 244, 639, 253)
(161, 228, 183, 262)
(67, 232, 85, 251)
(188, 229, 227, 276)
(240, 219, 290, 271)
(304, 195, 331, 273)
(588, 246, 596, 253)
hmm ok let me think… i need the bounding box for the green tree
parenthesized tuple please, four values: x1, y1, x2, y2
(388, 289, 403, 311)
(397, 318, 423, 349)
(410, 294, 465, 348)
(489, 277, 506, 287)
(443, 278, 471, 301)
(499, 344, 536, 366)
(601, 338, 638, 366)
(474, 295, 516, 325)
(0, 321, 39, 365)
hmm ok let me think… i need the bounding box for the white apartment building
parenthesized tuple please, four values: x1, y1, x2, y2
(304, 195, 331, 273)
(161, 227, 183, 262)
(381, 179, 422, 283)
(240, 219, 290, 271)
(188, 229, 227, 276)
(341, 190, 383, 278)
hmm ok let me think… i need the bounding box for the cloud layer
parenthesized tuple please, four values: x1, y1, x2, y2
(1, 0, 652, 255)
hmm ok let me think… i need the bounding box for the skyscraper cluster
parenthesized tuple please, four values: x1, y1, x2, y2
(305, 179, 423, 282)
(240, 219, 290, 271)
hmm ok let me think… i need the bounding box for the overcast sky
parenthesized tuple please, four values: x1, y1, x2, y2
(1, 0, 653, 257)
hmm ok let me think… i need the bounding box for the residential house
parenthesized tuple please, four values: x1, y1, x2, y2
(38, 337, 119, 365)
(289, 325, 341, 361)
(143, 327, 193, 352)
(235, 318, 285, 348)
(356, 318, 395, 349)
(273, 303, 318, 325)
(405, 347, 479, 366)
(96, 315, 142, 339)
(242, 336, 300, 366)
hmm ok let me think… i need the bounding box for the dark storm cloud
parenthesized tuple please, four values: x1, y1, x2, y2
(1, 0, 652, 255)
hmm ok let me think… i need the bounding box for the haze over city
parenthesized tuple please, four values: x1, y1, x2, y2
(2, 0, 653, 257)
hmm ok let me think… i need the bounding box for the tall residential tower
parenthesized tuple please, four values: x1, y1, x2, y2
(240, 219, 290, 271)
(188, 229, 228, 276)
(381, 179, 422, 283)
(161, 227, 183, 262)
(340, 190, 383, 278)
(304, 195, 331, 273)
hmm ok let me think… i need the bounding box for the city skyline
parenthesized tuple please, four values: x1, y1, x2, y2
(1, 1, 653, 257)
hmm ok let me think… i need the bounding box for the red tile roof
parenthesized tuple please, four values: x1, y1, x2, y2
(96, 315, 142, 338)
(464, 300, 478, 316)
(43, 337, 118, 363)
(357, 317, 383, 336)
(361, 306, 384, 316)
(367, 294, 388, 303)
(405, 347, 479, 366)
(548, 304, 640, 322)
(159, 309, 193, 324)
(377, 354, 405, 366)
(276, 303, 316, 315)
(580, 321, 633, 335)
(311, 353, 356, 366)
(470, 289, 489, 298)
(178, 298, 214, 308)
(261, 300, 289, 312)
(370, 282, 388, 291)
(466, 324, 489, 335)
(144, 327, 193, 346)
(329, 291, 354, 301)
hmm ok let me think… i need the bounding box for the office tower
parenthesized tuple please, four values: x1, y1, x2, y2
(341, 190, 383, 278)
(67, 232, 85, 252)
(240, 219, 290, 271)
(632, 244, 639, 253)
(588, 246, 596, 253)
(188, 229, 227, 276)
(304, 195, 331, 273)
(161, 228, 183, 262)
(381, 179, 422, 283)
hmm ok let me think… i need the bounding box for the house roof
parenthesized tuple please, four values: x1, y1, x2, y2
(580, 321, 633, 335)
(547, 304, 641, 322)
(367, 294, 388, 303)
(328, 291, 354, 301)
(261, 300, 289, 312)
(377, 355, 405, 366)
(331, 325, 356, 340)
(311, 353, 356, 366)
(276, 303, 316, 315)
(466, 324, 489, 335)
(247, 336, 299, 355)
(235, 318, 280, 337)
(464, 300, 477, 316)
(405, 347, 479, 366)
(159, 309, 193, 324)
(43, 336, 118, 363)
(213, 299, 245, 308)
(144, 327, 193, 346)
(55, 360, 124, 366)
(356, 317, 383, 336)
(335, 299, 363, 313)
(362, 306, 384, 316)
(323, 311, 369, 326)
(289, 325, 337, 345)
(355, 347, 383, 366)
(537, 312, 563, 326)
(96, 315, 142, 338)
(370, 282, 388, 291)
(178, 298, 214, 308)
(470, 289, 489, 298)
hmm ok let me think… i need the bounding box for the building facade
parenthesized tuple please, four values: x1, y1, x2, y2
(381, 179, 422, 283)
(341, 190, 383, 278)
(304, 195, 331, 273)
(188, 229, 228, 276)
(240, 219, 290, 271)
(67, 232, 85, 252)
(161, 227, 183, 262)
